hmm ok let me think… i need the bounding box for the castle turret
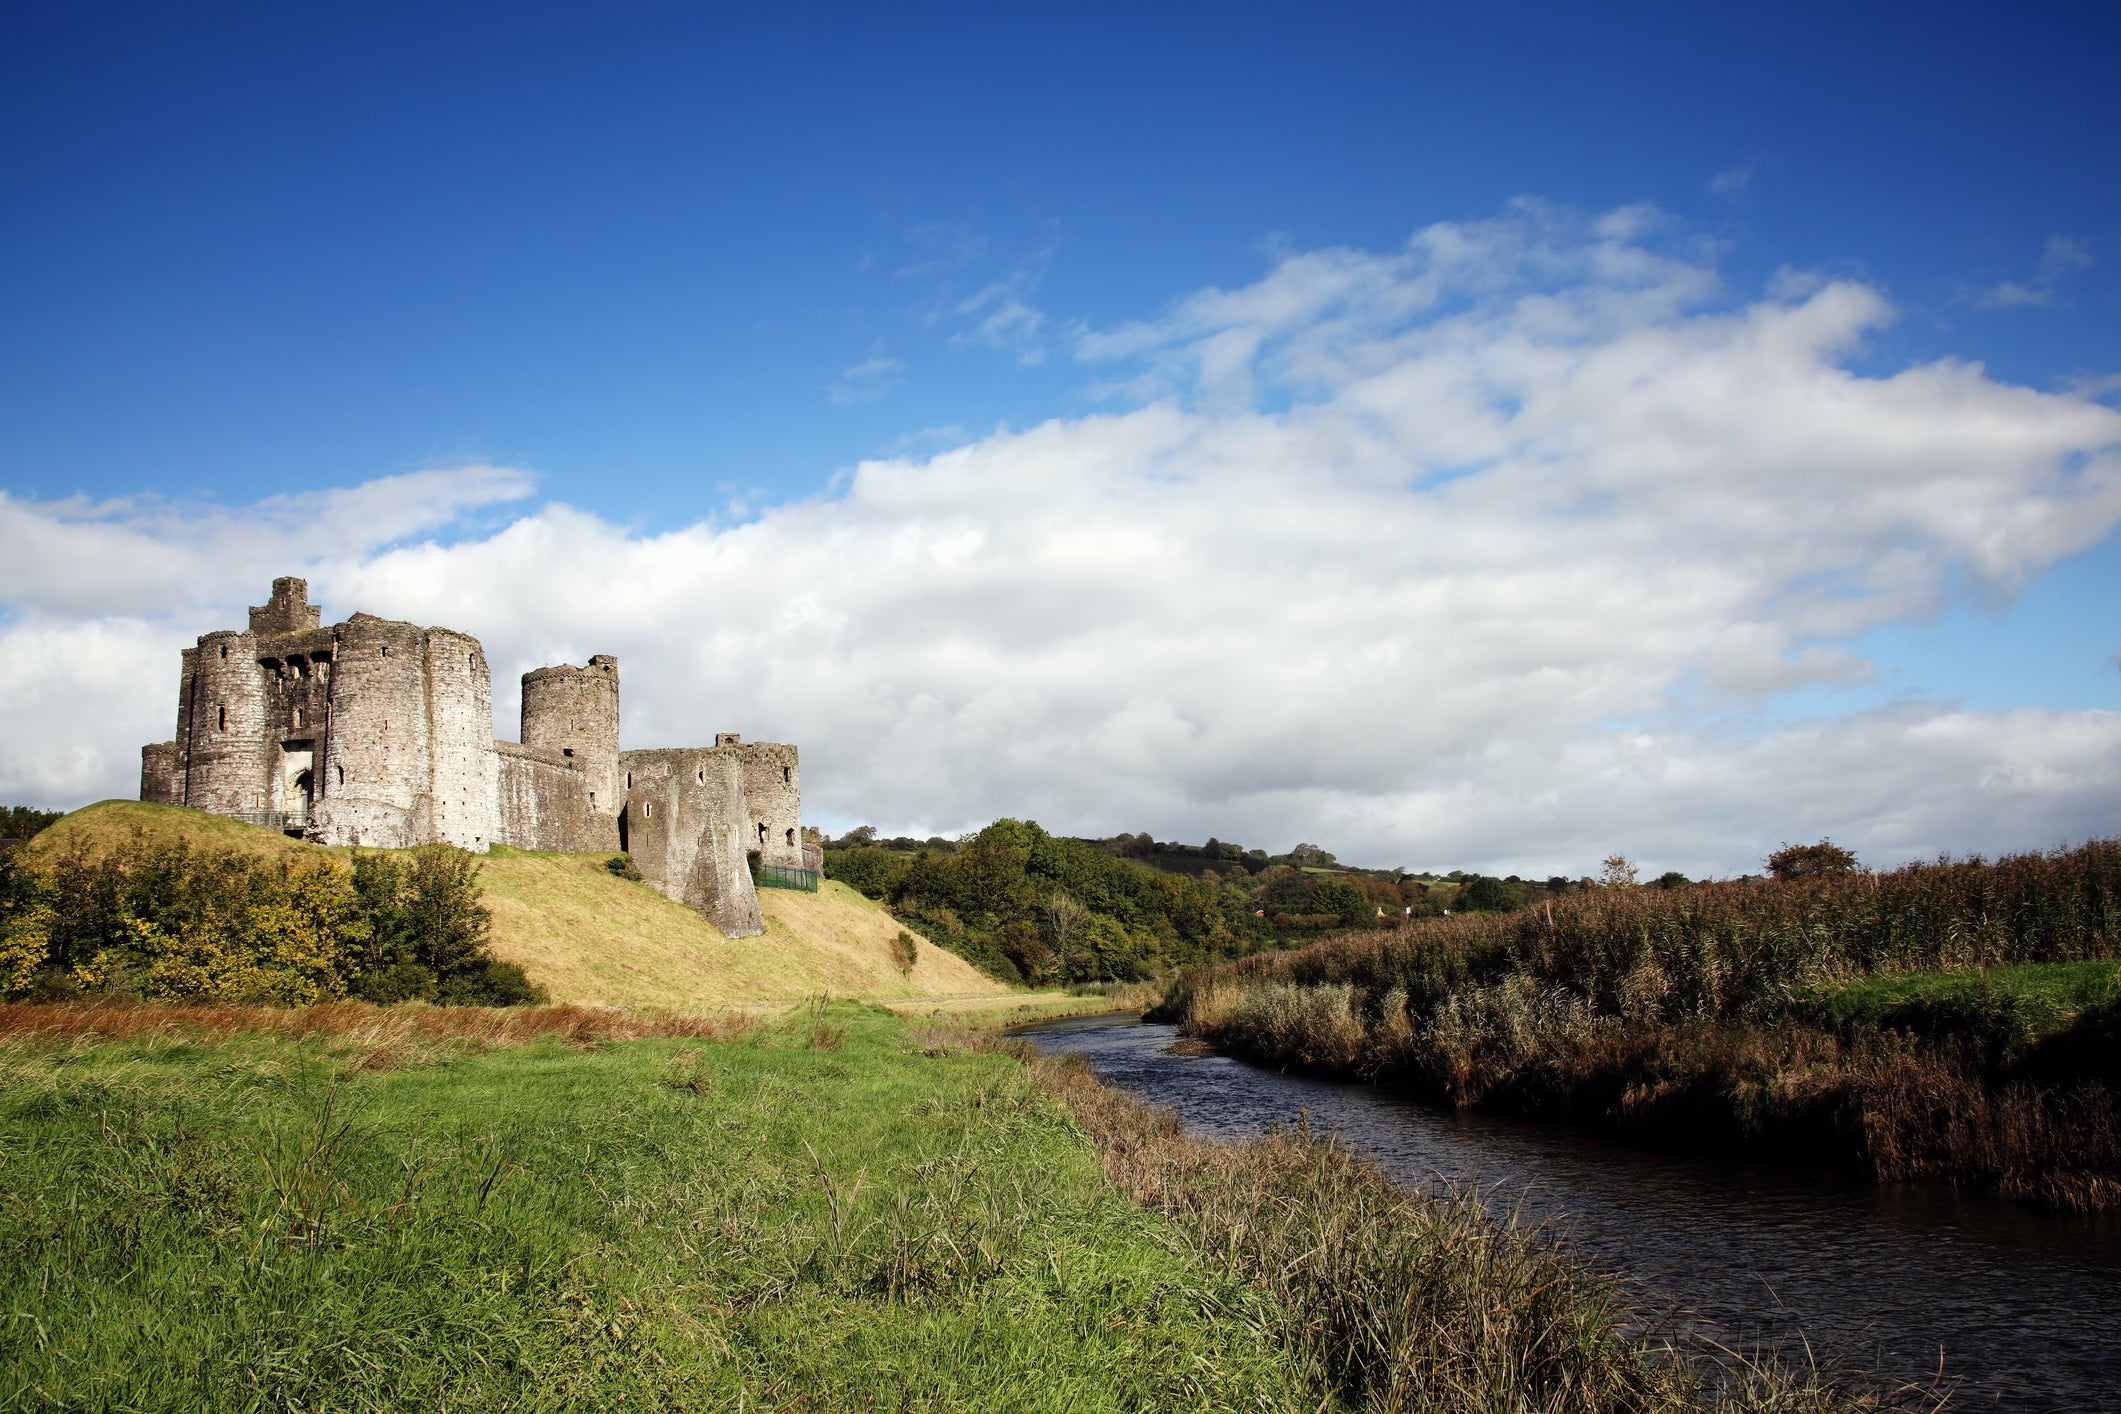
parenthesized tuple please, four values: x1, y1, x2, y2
(182, 630, 269, 815)
(521, 656, 621, 820)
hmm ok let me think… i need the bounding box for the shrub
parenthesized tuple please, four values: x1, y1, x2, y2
(604, 852, 644, 882)
(0, 832, 542, 1007)
(1767, 839, 1860, 879)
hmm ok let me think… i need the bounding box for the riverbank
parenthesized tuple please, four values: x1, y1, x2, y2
(1, 998, 1904, 1411)
(1153, 844, 2121, 1212)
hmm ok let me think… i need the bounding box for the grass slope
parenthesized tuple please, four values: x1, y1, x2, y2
(478, 849, 1006, 1007)
(0, 1004, 1314, 1412)
(25, 803, 1009, 1006)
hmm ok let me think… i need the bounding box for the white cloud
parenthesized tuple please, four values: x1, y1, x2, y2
(1708, 163, 1755, 197)
(6, 207, 2120, 877)
(954, 283, 1049, 365)
(830, 355, 905, 404)
(1980, 234, 2095, 309)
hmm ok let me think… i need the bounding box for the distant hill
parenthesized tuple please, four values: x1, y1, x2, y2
(23, 801, 1006, 1008)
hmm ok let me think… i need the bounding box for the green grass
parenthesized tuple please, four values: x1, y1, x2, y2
(1798, 959, 2121, 1046)
(0, 1005, 1312, 1412)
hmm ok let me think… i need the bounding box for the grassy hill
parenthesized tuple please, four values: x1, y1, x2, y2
(22, 802, 1008, 1008)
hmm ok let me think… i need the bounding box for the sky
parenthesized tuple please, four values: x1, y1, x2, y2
(2, 1, 2116, 877)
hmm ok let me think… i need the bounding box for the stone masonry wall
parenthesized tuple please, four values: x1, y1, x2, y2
(618, 748, 763, 937)
(729, 738, 805, 869)
(494, 742, 620, 853)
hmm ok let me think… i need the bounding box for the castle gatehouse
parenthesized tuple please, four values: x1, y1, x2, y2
(138, 577, 817, 937)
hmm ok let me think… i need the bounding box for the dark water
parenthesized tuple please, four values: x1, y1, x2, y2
(1019, 1014, 2121, 1411)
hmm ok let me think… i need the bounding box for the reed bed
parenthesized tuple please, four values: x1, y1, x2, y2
(1154, 842, 2121, 1210)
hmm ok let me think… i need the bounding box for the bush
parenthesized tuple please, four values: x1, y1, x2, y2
(0, 833, 542, 1007)
(604, 852, 644, 882)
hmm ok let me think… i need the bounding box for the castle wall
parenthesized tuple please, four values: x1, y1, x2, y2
(182, 630, 270, 815)
(423, 629, 499, 850)
(729, 738, 806, 869)
(521, 658, 621, 820)
(618, 748, 763, 937)
(494, 742, 620, 852)
(312, 615, 433, 848)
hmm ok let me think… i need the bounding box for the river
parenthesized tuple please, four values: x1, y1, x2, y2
(1018, 1013, 2121, 1411)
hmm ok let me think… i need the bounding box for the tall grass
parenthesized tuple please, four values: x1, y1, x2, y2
(1163, 841, 2121, 1031)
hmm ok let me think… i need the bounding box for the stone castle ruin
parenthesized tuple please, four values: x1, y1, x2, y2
(139, 577, 819, 937)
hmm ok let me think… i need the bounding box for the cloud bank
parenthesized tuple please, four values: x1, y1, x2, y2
(5, 206, 2118, 876)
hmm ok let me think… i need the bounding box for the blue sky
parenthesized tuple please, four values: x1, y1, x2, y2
(2, 2, 2116, 872)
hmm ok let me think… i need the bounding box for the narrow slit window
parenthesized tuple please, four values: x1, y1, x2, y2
(783, 766, 790, 784)
(217, 704, 227, 731)
(336, 764, 345, 785)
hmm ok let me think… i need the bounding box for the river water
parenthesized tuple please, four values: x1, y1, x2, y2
(1018, 1014, 2121, 1411)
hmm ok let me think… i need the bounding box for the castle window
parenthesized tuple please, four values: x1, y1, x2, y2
(786, 827, 795, 846)
(783, 766, 791, 784)
(643, 801, 652, 818)
(563, 748, 574, 757)
(219, 645, 228, 660)
(756, 822, 767, 844)
(336, 764, 345, 786)
(381, 646, 388, 658)
(467, 652, 475, 669)
(291, 706, 303, 728)
(217, 704, 226, 731)
(697, 769, 704, 784)
(588, 791, 595, 804)
(626, 772, 632, 788)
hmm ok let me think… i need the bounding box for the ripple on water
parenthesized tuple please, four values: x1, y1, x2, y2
(1019, 1014, 2121, 1412)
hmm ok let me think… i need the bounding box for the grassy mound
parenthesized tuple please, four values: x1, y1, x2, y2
(477, 847, 1007, 1006)
(23, 803, 1008, 1007)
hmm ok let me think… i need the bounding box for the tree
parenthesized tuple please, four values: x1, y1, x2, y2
(1044, 890, 1090, 972)
(1598, 855, 1639, 888)
(1654, 870, 1690, 890)
(1766, 839, 1859, 880)
(1462, 876, 1512, 911)
(838, 825, 878, 847)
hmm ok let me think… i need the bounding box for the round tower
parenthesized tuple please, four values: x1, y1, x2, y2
(521, 655, 620, 818)
(314, 614, 431, 846)
(182, 630, 269, 815)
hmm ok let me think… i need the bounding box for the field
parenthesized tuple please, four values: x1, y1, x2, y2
(0, 1001, 1902, 1413)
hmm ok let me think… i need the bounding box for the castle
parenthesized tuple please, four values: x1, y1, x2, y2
(138, 577, 817, 937)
